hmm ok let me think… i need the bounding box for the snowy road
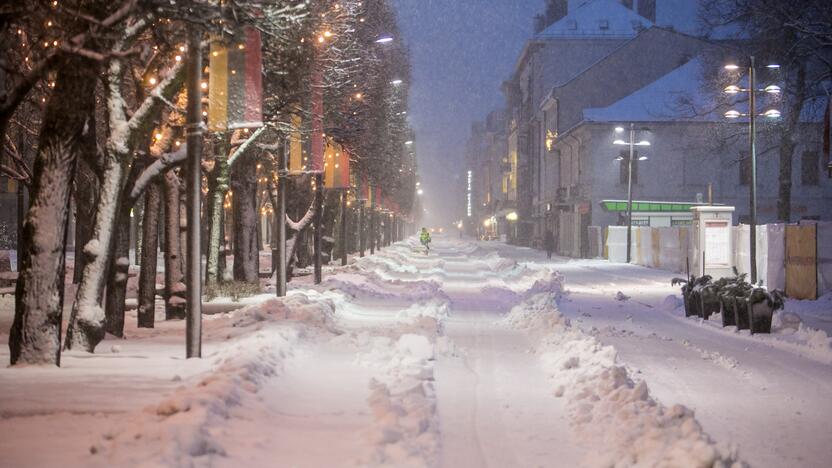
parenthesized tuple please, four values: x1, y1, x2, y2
(478, 242, 832, 468)
(2, 236, 830, 467)
(435, 253, 581, 468)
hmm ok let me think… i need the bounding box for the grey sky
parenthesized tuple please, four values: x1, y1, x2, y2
(393, 0, 540, 226)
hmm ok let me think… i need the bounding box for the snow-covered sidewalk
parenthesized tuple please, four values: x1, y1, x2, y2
(1, 236, 830, 467)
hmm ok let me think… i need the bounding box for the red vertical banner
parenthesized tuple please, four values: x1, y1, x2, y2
(243, 27, 263, 125)
(311, 59, 324, 172)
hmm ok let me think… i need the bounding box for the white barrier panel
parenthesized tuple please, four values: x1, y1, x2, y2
(734, 225, 750, 276)
(657, 227, 688, 273)
(766, 224, 786, 291)
(733, 224, 769, 283)
(607, 226, 627, 263)
(604, 221, 827, 295)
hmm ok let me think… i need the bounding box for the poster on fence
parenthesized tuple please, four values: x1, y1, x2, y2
(704, 220, 730, 267)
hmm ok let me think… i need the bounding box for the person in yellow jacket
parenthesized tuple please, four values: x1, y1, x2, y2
(419, 227, 432, 254)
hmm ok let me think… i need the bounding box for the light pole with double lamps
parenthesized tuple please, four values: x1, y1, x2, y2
(613, 123, 650, 263)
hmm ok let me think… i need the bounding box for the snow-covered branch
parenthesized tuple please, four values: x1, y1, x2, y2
(127, 145, 187, 204)
(228, 126, 267, 167)
(286, 200, 316, 232)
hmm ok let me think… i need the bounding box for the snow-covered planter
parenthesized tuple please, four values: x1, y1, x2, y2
(746, 288, 785, 334)
(672, 275, 711, 318)
(719, 294, 737, 327)
(698, 284, 721, 320)
(716, 273, 752, 328)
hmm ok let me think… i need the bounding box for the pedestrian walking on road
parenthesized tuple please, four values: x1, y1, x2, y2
(544, 229, 555, 259)
(420, 227, 432, 254)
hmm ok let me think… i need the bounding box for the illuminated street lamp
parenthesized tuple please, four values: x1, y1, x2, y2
(723, 56, 782, 283)
(613, 123, 650, 263)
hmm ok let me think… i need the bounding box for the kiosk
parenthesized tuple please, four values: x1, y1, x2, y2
(690, 206, 735, 278)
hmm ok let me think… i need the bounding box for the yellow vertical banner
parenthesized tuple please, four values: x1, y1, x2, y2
(289, 114, 303, 172)
(324, 140, 337, 189)
(208, 40, 229, 132)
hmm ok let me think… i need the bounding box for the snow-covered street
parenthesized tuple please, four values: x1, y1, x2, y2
(2, 236, 831, 467)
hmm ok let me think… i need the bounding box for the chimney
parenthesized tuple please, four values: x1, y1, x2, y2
(544, 0, 568, 25)
(533, 14, 546, 34)
(637, 0, 657, 22)
(621, 0, 657, 22)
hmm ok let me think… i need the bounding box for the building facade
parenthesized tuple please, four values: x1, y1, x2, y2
(467, 0, 832, 256)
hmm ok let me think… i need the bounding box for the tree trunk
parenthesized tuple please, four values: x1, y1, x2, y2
(163, 171, 186, 320)
(103, 163, 142, 337)
(206, 138, 230, 285)
(73, 143, 99, 284)
(10, 57, 96, 365)
(64, 150, 128, 351)
(64, 50, 186, 352)
(777, 64, 807, 223)
(138, 180, 161, 328)
(231, 152, 259, 283)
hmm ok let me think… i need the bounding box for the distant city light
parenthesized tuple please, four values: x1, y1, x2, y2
(466, 170, 472, 217)
(763, 109, 781, 118)
(725, 110, 742, 119)
(724, 85, 741, 94)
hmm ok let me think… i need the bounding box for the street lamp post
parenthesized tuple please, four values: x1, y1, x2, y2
(184, 30, 204, 358)
(614, 124, 650, 263)
(724, 57, 781, 284)
(276, 140, 288, 297)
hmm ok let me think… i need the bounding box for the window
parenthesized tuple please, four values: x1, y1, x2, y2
(618, 151, 639, 185)
(739, 152, 751, 185)
(802, 150, 819, 185)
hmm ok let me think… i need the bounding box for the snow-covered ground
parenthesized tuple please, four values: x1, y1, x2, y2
(1, 236, 830, 467)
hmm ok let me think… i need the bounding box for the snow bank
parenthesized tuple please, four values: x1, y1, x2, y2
(93, 313, 306, 465)
(362, 334, 439, 468)
(315, 271, 449, 304)
(507, 292, 745, 467)
(88, 291, 344, 466)
(480, 269, 565, 306)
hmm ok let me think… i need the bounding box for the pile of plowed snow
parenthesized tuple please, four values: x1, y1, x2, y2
(504, 292, 746, 468)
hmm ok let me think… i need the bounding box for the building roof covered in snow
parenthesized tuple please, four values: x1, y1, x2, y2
(582, 57, 715, 122)
(583, 56, 828, 124)
(536, 0, 652, 39)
